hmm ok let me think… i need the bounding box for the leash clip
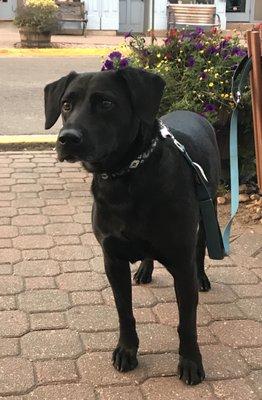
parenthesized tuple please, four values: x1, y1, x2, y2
(160, 122, 172, 139)
(236, 90, 241, 104)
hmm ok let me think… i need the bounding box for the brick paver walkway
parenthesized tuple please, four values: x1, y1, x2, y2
(0, 150, 261, 399)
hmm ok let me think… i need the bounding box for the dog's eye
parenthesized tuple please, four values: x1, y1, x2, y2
(101, 99, 113, 110)
(62, 101, 72, 112)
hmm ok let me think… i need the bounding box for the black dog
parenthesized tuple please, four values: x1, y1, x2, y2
(44, 67, 220, 385)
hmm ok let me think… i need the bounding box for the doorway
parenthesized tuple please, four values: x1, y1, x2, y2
(0, 0, 16, 20)
(119, 0, 144, 33)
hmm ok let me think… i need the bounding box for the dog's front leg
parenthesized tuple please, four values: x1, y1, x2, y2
(104, 251, 139, 372)
(169, 262, 205, 385)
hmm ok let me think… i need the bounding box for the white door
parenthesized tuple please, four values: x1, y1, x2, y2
(226, 0, 251, 22)
(86, 0, 101, 29)
(119, 0, 144, 33)
(0, 0, 16, 20)
(154, 0, 167, 30)
(101, 0, 119, 30)
(85, 0, 119, 30)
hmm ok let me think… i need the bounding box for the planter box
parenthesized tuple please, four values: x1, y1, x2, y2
(19, 28, 51, 48)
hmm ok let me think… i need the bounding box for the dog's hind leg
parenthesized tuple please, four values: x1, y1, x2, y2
(133, 259, 154, 284)
(104, 252, 139, 372)
(196, 219, 211, 292)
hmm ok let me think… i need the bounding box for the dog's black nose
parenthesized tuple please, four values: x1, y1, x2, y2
(58, 129, 82, 146)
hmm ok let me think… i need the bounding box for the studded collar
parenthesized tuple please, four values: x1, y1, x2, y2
(98, 135, 159, 180)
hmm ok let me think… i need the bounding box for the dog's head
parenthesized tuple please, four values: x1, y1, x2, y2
(44, 67, 165, 172)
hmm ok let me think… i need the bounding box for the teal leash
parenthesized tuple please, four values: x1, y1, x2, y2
(222, 56, 253, 255)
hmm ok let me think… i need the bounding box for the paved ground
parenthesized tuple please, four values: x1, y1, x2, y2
(0, 57, 101, 136)
(0, 150, 261, 399)
(0, 22, 125, 48)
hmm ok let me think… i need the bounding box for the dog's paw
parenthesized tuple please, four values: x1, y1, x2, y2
(133, 262, 153, 284)
(198, 272, 211, 292)
(112, 346, 138, 372)
(178, 356, 205, 385)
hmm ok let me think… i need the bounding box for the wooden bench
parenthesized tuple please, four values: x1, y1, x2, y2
(56, 1, 88, 36)
(167, 4, 220, 30)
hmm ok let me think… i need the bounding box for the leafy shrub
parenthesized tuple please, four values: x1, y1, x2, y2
(14, 0, 58, 33)
(102, 28, 255, 183)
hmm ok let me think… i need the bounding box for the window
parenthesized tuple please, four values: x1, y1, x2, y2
(226, 0, 246, 13)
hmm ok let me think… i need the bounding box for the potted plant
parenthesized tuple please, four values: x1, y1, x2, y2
(14, 0, 58, 48)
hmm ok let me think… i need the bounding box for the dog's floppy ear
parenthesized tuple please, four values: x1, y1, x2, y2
(118, 67, 165, 125)
(44, 71, 77, 129)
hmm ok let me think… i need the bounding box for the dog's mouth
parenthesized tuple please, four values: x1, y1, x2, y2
(57, 151, 107, 173)
(58, 154, 80, 163)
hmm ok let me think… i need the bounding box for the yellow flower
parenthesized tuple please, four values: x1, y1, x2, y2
(204, 69, 208, 73)
(221, 94, 225, 98)
(199, 77, 203, 81)
(209, 82, 214, 87)
(200, 50, 204, 54)
(157, 53, 161, 58)
(220, 81, 224, 84)
(180, 50, 183, 54)
(177, 58, 181, 62)
(224, 94, 229, 98)
(215, 73, 219, 78)
(208, 61, 211, 64)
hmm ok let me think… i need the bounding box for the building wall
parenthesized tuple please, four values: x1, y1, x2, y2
(254, 0, 262, 21)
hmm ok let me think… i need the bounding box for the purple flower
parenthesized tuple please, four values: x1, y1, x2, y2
(195, 42, 204, 50)
(220, 39, 229, 49)
(109, 51, 122, 60)
(231, 46, 247, 57)
(206, 45, 217, 55)
(103, 59, 114, 70)
(119, 58, 129, 68)
(200, 71, 207, 80)
(203, 103, 216, 113)
(186, 55, 195, 68)
(124, 30, 133, 39)
(195, 26, 204, 35)
(190, 27, 204, 39)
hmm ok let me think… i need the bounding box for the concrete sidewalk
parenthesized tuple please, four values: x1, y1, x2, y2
(0, 150, 261, 399)
(0, 22, 126, 48)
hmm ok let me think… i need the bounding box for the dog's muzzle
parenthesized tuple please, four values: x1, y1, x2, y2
(58, 129, 83, 146)
(56, 129, 83, 162)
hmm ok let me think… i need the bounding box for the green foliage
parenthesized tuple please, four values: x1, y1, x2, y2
(102, 28, 255, 183)
(14, 0, 58, 33)
(126, 28, 249, 126)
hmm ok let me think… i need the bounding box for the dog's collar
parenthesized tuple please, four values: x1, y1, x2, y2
(99, 136, 159, 180)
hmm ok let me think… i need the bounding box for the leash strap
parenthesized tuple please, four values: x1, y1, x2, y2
(160, 123, 225, 260)
(222, 56, 253, 254)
